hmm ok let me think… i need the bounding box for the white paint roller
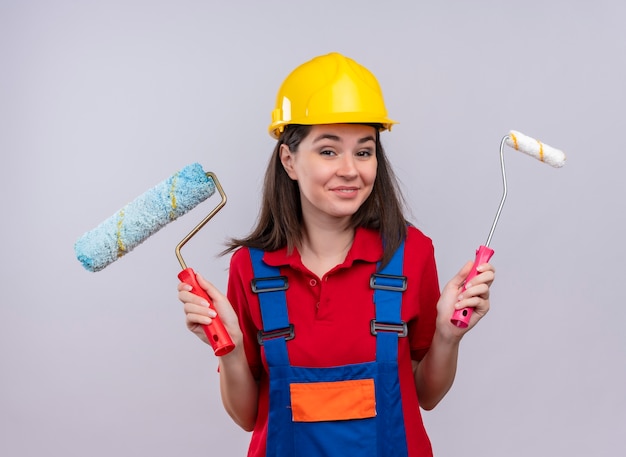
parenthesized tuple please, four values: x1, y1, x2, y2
(506, 130, 566, 168)
(451, 131, 566, 328)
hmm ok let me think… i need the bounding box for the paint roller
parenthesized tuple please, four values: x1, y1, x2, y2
(451, 130, 566, 328)
(74, 163, 235, 355)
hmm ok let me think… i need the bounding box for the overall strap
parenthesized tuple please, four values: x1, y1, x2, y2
(248, 248, 292, 367)
(370, 239, 409, 457)
(370, 239, 407, 362)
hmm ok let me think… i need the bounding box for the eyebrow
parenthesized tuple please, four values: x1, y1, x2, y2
(312, 133, 376, 144)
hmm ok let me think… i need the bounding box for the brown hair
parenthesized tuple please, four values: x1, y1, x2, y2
(223, 124, 408, 268)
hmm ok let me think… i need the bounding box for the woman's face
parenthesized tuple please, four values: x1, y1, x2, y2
(280, 124, 378, 225)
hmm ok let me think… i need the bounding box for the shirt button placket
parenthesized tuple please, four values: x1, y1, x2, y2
(310, 277, 321, 315)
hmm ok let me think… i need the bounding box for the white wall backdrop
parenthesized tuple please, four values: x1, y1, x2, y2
(1, 1, 624, 456)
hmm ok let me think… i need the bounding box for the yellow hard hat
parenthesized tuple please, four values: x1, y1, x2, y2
(268, 52, 397, 139)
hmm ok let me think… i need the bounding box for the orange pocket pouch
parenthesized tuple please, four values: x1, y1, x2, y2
(289, 378, 376, 422)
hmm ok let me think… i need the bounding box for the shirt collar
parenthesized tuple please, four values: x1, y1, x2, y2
(263, 227, 383, 270)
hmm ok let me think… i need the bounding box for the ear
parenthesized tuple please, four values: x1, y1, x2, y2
(280, 144, 298, 180)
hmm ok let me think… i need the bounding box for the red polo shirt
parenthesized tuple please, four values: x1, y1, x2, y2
(226, 225, 440, 457)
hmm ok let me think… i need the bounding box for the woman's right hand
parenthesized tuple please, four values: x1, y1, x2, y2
(177, 272, 243, 347)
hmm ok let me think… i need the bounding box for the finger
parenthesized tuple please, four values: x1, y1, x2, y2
(464, 268, 495, 289)
(457, 283, 490, 303)
(184, 301, 217, 318)
(454, 297, 489, 319)
(455, 296, 490, 317)
(477, 261, 495, 271)
(178, 289, 210, 308)
(186, 312, 210, 327)
(183, 299, 219, 331)
(177, 273, 222, 305)
(456, 286, 491, 308)
(186, 311, 215, 327)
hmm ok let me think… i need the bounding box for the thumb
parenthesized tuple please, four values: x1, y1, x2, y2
(194, 272, 222, 302)
(449, 261, 474, 291)
(194, 272, 235, 318)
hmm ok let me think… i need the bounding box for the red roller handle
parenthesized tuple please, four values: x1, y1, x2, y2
(450, 245, 494, 328)
(178, 267, 235, 356)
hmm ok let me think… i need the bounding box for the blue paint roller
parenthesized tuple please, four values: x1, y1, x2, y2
(74, 163, 234, 355)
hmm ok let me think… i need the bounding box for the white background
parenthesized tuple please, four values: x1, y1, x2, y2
(1, 1, 624, 456)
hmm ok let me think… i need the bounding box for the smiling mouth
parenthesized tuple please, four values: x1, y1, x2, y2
(331, 187, 360, 198)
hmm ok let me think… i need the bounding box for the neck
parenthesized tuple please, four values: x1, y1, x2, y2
(299, 219, 355, 278)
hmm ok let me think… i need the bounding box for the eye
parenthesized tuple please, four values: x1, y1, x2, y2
(320, 149, 336, 156)
(356, 149, 374, 158)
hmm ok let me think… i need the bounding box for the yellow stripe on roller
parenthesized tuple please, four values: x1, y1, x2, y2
(510, 132, 519, 150)
(116, 209, 126, 258)
(169, 172, 179, 220)
(537, 140, 545, 162)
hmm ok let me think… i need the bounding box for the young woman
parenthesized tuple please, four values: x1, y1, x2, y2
(178, 52, 495, 457)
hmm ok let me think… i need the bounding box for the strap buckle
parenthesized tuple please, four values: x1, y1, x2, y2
(370, 273, 407, 292)
(370, 320, 408, 337)
(257, 324, 295, 345)
(251, 276, 289, 294)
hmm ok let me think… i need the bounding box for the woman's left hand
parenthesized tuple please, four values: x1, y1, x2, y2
(436, 261, 495, 340)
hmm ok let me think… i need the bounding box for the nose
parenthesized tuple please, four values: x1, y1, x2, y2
(337, 154, 358, 179)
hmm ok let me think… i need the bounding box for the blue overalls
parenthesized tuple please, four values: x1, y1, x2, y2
(249, 241, 410, 457)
